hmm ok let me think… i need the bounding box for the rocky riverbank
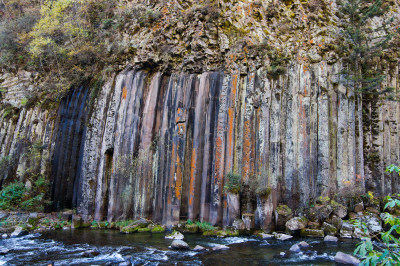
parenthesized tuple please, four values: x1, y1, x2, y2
(0, 195, 395, 242)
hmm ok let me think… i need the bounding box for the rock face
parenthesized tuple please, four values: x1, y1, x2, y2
(0, 60, 399, 229)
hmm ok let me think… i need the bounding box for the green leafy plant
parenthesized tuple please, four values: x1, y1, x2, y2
(0, 182, 26, 210)
(195, 221, 215, 232)
(386, 164, 400, 176)
(186, 219, 193, 225)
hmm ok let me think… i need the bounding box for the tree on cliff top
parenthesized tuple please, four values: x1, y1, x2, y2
(338, 0, 399, 97)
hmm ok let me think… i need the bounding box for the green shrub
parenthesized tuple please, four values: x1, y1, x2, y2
(0, 182, 26, 210)
(21, 194, 44, 211)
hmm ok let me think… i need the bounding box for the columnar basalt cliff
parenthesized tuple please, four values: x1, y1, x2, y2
(0, 61, 398, 230)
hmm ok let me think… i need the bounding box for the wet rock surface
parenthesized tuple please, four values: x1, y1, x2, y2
(170, 240, 190, 250)
(324, 235, 338, 242)
(334, 251, 360, 265)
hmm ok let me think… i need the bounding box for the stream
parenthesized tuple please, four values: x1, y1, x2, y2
(0, 229, 358, 265)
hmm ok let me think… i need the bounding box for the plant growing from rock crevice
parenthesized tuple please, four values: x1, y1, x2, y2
(224, 172, 242, 194)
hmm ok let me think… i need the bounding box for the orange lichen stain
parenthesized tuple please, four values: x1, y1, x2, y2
(226, 75, 238, 172)
(214, 136, 223, 185)
(224, 199, 227, 209)
(188, 148, 197, 206)
(175, 153, 183, 200)
(242, 119, 252, 182)
(122, 87, 127, 99)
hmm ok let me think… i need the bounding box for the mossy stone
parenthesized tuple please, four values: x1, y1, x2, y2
(151, 225, 165, 233)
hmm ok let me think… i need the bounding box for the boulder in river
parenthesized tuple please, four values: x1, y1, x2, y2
(170, 240, 190, 250)
(289, 241, 310, 253)
(334, 251, 360, 265)
(324, 235, 338, 242)
(165, 231, 184, 240)
(212, 244, 229, 251)
(273, 233, 293, 241)
(289, 244, 301, 253)
(1, 234, 7, 239)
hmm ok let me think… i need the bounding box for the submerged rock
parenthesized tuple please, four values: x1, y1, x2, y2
(334, 251, 360, 265)
(212, 244, 229, 251)
(165, 231, 184, 240)
(298, 241, 310, 249)
(170, 240, 190, 250)
(0, 248, 10, 255)
(83, 249, 100, 257)
(258, 233, 274, 239)
(289, 241, 309, 253)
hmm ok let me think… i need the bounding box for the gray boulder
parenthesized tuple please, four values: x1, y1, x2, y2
(274, 233, 293, 241)
(324, 235, 338, 242)
(170, 240, 190, 250)
(286, 217, 308, 231)
(289, 244, 301, 253)
(334, 251, 360, 265)
(340, 222, 354, 238)
(193, 245, 206, 251)
(10, 226, 27, 238)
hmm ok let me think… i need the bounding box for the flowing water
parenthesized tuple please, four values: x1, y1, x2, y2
(0, 229, 358, 265)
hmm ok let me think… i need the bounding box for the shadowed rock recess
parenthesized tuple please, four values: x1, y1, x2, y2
(0, 61, 399, 230)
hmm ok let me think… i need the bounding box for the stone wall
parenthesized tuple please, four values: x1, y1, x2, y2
(0, 61, 399, 230)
